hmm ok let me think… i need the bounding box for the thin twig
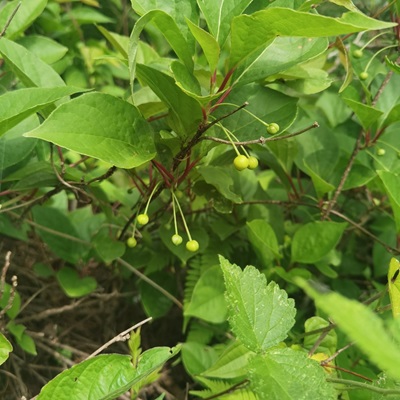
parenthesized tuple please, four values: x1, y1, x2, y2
(0, 1, 22, 38)
(0, 251, 11, 297)
(86, 317, 152, 359)
(321, 342, 355, 366)
(202, 121, 319, 146)
(117, 258, 183, 309)
(327, 378, 400, 395)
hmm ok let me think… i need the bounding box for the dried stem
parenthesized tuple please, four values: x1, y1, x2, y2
(0, 2, 22, 38)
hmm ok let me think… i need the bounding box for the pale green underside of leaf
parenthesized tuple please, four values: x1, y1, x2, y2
(24, 93, 156, 169)
(220, 256, 296, 353)
(230, 8, 397, 67)
(298, 279, 400, 380)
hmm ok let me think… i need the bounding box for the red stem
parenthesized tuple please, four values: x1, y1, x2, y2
(218, 68, 235, 93)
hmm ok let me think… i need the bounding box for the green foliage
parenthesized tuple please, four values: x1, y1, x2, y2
(1, 0, 400, 398)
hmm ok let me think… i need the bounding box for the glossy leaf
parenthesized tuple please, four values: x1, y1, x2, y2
(249, 348, 337, 400)
(0, 87, 86, 136)
(342, 98, 383, 129)
(56, 267, 97, 298)
(298, 279, 400, 380)
(0, 333, 13, 366)
(136, 64, 202, 137)
(388, 258, 400, 318)
(0, 37, 65, 87)
(184, 265, 227, 323)
(230, 8, 396, 67)
(247, 220, 281, 268)
(0, 0, 47, 40)
(291, 222, 347, 264)
(196, 0, 253, 46)
(220, 256, 296, 353)
(24, 92, 156, 168)
(37, 347, 179, 400)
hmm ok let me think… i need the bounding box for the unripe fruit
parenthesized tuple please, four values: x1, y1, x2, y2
(359, 71, 368, 80)
(186, 240, 199, 252)
(233, 155, 249, 171)
(137, 213, 149, 225)
(247, 156, 259, 169)
(352, 49, 363, 58)
(126, 237, 137, 248)
(171, 234, 183, 246)
(267, 123, 280, 135)
(377, 148, 386, 156)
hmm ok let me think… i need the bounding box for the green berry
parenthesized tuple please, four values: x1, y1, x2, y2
(352, 49, 363, 59)
(171, 234, 183, 246)
(247, 156, 259, 170)
(233, 155, 249, 171)
(267, 123, 280, 135)
(186, 240, 199, 252)
(377, 148, 386, 156)
(126, 237, 137, 248)
(137, 213, 149, 225)
(359, 71, 368, 81)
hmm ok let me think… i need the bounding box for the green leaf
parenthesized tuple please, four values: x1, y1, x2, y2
(186, 19, 220, 73)
(303, 316, 337, 355)
(249, 348, 337, 400)
(247, 220, 281, 268)
(220, 256, 296, 353)
(0, 37, 65, 87)
(37, 347, 179, 400)
(7, 323, 37, 355)
(388, 258, 400, 318)
(24, 92, 156, 168)
(0, 115, 38, 169)
(382, 104, 400, 128)
(201, 340, 253, 379)
(0, 283, 21, 319)
(93, 234, 126, 263)
(17, 35, 68, 64)
(291, 221, 347, 264)
(97, 25, 129, 59)
(31, 206, 88, 264)
(181, 342, 218, 375)
(297, 279, 400, 380)
(385, 56, 400, 75)
(0, 87, 86, 136)
(196, 0, 253, 46)
(66, 6, 114, 24)
(377, 171, 400, 233)
(342, 98, 384, 129)
(128, 9, 194, 87)
(184, 265, 227, 324)
(0, 333, 13, 366)
(230, 8, 396, 67)
(56, 267, 97, 298)
(0, 0, 47, 40)
(136, 64, 202, 137)
(232, 37, 328, 86)
(197, 166, 242, 203)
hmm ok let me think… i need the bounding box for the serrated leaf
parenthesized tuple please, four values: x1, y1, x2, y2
(247, 219, 281, 268)
(37, 347, 179, 400)
(249, 348, 337, 400)
(220, 256, 296, 353)
(297, 279, 400, 380)
(385, 56, 400, 74)
(291, 222, 347, 264)
(24, 92, 156, 169)
(230, 8, 396, 67)
(0, 37, 65, 87)
(0, 333, 13, 366)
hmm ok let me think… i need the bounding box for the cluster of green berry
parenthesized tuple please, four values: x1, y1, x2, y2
(126, 185, 199, 253)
